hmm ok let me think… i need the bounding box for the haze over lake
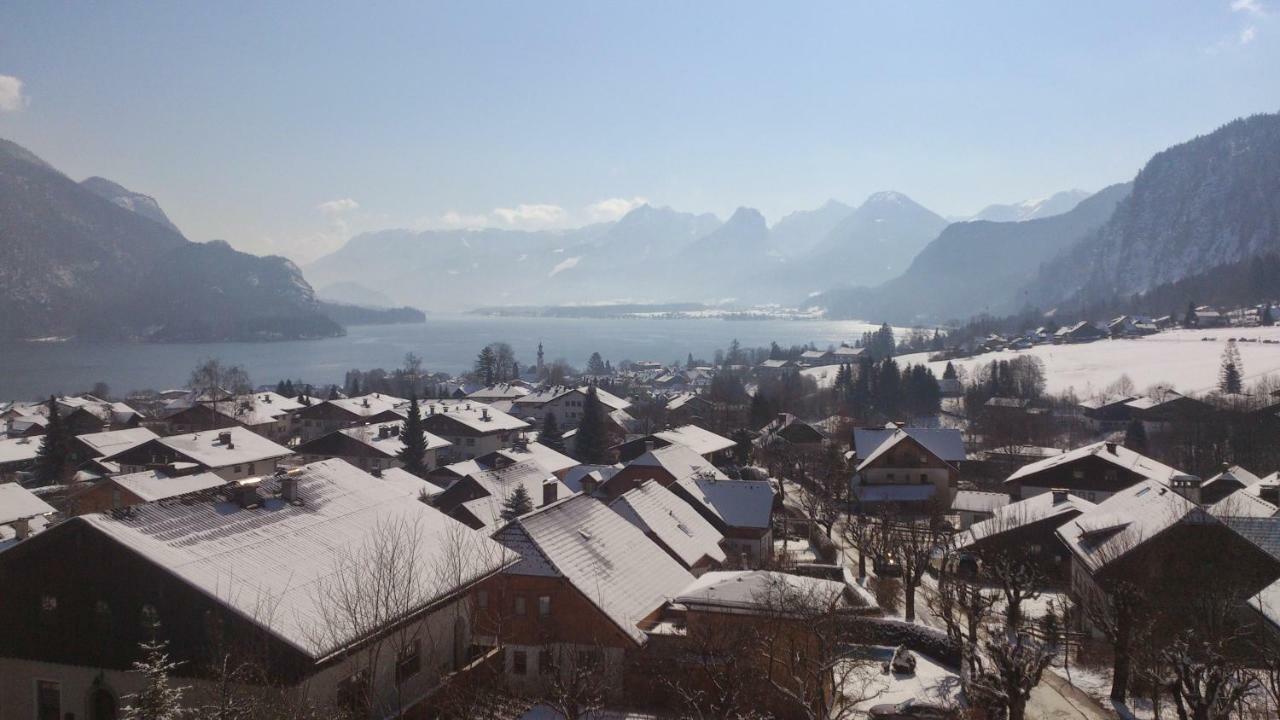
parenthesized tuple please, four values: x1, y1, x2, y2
(0, 315, 891, 398)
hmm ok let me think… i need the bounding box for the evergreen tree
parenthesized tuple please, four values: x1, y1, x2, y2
(574, 386, 611, 464)
(328, 385, 340, 400)
(33, 396, 72, 486)
(1123, 418, 1148, 454)
(873, 358, 902, 419)
(749, 391, 773, 429)
(475, 346, 497, 385)
(1264, 305, 1276, 326)
(275, 379, 287, 395)
(501, 485, 535, 521)
(730, 428, 753, 466)
(122, 609, 187, 720)
(541, 412, 566, 454)
(851, 356, 873, 419)
(1184, 301, 1199, 328)
(349, 375, 361, 396)
(397, 393, 428, 477)
(1219, 341, 1244, 394)
(686, 353, 695, 369)
(943, 361, 957, 380)
(283, 379, 296, 397)
(586, 352, 608, 376)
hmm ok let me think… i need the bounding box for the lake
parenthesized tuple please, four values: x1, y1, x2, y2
(0, 315, 892, 398)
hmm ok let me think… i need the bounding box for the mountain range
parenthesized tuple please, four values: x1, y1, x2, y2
(0, 139, 343, 342)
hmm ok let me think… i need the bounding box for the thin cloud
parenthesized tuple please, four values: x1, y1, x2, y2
(585, 196, 649, 223)
(493, 203, 566, 229)
(1231, 0, 1265, 15)
(0, 75, 28, 113)
(440, 210, 489, 229)
(1241, 25, 1259, 43)
(317, 198, 359, 215)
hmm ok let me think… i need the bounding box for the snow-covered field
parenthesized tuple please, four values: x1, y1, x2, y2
(806, 326, 1280, 397)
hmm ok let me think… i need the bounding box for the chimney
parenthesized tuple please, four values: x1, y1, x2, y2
(1170, 474, 1202, 504)
(428, 404, 436, 415)
(1051, 488, 1069, 505)
(378, 425, 393, 439)
(1105, 441, 1118, 455)
(280, 475, 300, 503)
(362, 398, 370, 408)
(1260, 485, 1280, 506)
(235, 485, 263, 509)
(580, 471, 601, 495)
(481, 408, 491, 422)
(644, 439, 656, 453)
(218, 430, 232, 445)
(542, 478, 558, 506)
(13, 516, 31, 541)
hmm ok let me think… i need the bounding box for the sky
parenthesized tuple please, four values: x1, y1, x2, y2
(0, 1, 1277, 263)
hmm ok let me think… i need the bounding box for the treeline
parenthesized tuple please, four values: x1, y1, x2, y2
(830, 357, 943, 423)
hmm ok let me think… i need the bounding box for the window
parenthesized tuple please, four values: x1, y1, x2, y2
(1072, 469, 1084, 479)
(396, 640, 421, 684)
(538, 595, 551, 617)
(920, 474, 928, 484)
(515, 596, 527, 615)
(477, 590, 489, 609)
(887, 473, 896, 481)
(233, 465, 242, 473)
(512, 650, 528, 675)
(538, 649, 555, 675)
(36, 680, 61, 720)
(336, 670, 369, 714)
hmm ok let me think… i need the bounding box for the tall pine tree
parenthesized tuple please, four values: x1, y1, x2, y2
(574, 386, 610, 464)
(1219, 341, 1244, 394)
(397, 393, 428, 477)
(540, 412, 566, 454)
(33, 396, 72, 486)
(475, 346, 498, 385)
(501, 485, 535, 521)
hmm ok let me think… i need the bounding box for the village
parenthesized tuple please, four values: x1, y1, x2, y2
(1, 318, 1279, 720)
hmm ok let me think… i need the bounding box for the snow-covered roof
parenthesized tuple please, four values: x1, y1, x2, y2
(338, 424, 451, 456)
(202, 392, 305, 426)
(109, 470, 228, 503)
(326, 393, 407, 418)
(490, 441, 578, 475)
(664, 392, 702, 411)
(609, 480, 726, 568)
(855, 427, 961, 472)
(513, 385, 631, 411)
(376, 467, 448, 500)
(73, 427, 159, 456)
(0, 436, 41, 466)
(495, 493, 694, 643)
(79, 459, 511, 659)
(675, 475, 775, 530)
(466, 383, 531, 401)
(560, 464, 621, 494)
(423, 400, 529, 433)
(1077, 394, 1136, 411)
(1056, 480, 1204, 573)
(1005, 441, 1181, 486)
(1208, 490, 1278, 519)
(628, 444, 728, 483)
(1250, 578, 1280, 631)
(959, 491, 1096, 549)
(1201, 465, 1263, 494)
(653, 425, 736, 457)
(853, 426, 964, 463)
(950, 490, 1011, 515)
(458, 460, 573, 530)
(0, 483, 56, 524)
(675, 570, 846, 614)
(109, 427, 293, 469)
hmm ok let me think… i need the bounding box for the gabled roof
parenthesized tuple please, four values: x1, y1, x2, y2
(0, 483, 56, 524)
(951, 490, 1011, 515)
(338, 424, 451, 456)
(79, 459, 511, 660)
(73, 427, 160, 456)
(853, 426, 964, 463)
(422, 400, 529, 433)
(560, 464, 621, 494)
(674, 475, 775, 530)
(1005, 441, 1181, 486)
(326, 393, 406, 418)
(108, 470, 228, 503)
(1208, 490, 1278, 519)
(1077, 394, 1136, 411)
(0, 436, 41, 466)
(628, 444, 727, 483)
(488, 441, 578, 475)
(376, 467, 449, 500)
(675, 570, 847, 615)
(652, 425, 736, 457)
(610, 481, 726, 568)
(106, 427, 293, 469)
(959, 491, 1095, 549)
(203, 392, 305, 426)
(513, 385, 631, 411)
(466, 383, 531, 401)
(457, 461, 573, 530)
(495, 494, 694, 644)
(1056, 480, 1205, 573)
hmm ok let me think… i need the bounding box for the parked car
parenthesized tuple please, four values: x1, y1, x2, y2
(874, 550, 903, 577)
(867, 699, 958, 719)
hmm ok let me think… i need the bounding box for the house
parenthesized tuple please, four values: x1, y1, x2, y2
(1058, 480, 1280, 625)
(473, 493, 694, 689)
(849, 425, 964, 511)
(511, 386, 631, 428)
(955, 489, 1096, 581)
(798, 349, 833, 367)
(612, 424, 736, 464)
(602, 444, 725, 500)
(295, 423, 452, 475)
(466, 383, 532, 403)
(432, 460, 573, 531)
(1053, 321, 1107, 344)
(68, 427, 160, 475)
(157, 392, 304, 443)
(416, 400, 529, 461)
(670, 473, 776, 563)
(0, 483, 56, 552)
(0, 459, 512, 720)
(1199, 465, 1266, 507)
(1077, 394, 1137, 432)
(1124, 389, 1215, 434)
(0, 436, 42, 483)
(476, 439, 579, 478)
(756, 359, 799, 376)
(830, 346, 864, 364)
(294, 393, 406, 442)
(1003, 440, 1182, 503)
(609, 480, 727, 574)
(101, 426, 294, 481)
(1194, 306, 1228, 328)
(755, 413, 825, 449)
(950, 489, 1011, 529)
(68, 469, 228, 515)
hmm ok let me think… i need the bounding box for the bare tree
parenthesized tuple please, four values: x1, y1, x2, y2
(663, 618, 769, 720)
(1163, 592, 1258, 720)
(927, 552, 997, 677)
(878, 503, 952, 623)
(189, 358, 253, 399)
(970, 630, 1056, 720)
(1078, 576, 1150, 704)
(981, 549, 1044, 630)
(840, 511, 878, 579)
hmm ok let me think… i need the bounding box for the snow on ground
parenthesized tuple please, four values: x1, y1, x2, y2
(889, 326, 1280, 397)
(843, 646, 962, 715)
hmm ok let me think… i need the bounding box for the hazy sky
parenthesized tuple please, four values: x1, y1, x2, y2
(1, 2, 1277, 262)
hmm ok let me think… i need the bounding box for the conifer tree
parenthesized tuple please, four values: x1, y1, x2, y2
(1184, 301, 1198, 328)
(731, 428, 753, 466)
(1123, 418, 1148, 454)
(33, 396, 72, 486)
(943, 361, 957, 380)
(1219, 341, 1244, 394)
(540, 412, 566, 454)
(328, 385, 340, 400)
(749, 391, 773, 429)
(1263, 305, 1275, 326)
(574, 386, 610, 464)
(501, 485, 535, 521)
(122, 609, 187, 720)
(349, 375, 361, 396)
(397, 393, 428, 477)
(475, 346, 497, 385)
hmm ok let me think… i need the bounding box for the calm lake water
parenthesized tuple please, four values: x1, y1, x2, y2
(0, 315, 889, 399)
